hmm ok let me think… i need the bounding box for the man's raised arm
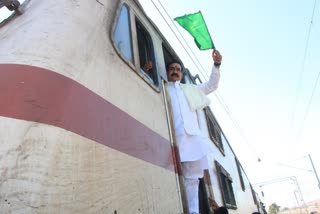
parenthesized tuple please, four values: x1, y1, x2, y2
(198, 49, 222, 95)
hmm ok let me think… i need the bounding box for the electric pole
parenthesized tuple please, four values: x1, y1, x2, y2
(308, 154, 320, 189)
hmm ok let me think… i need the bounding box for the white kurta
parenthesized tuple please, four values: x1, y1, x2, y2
(167, 65, 220, 162)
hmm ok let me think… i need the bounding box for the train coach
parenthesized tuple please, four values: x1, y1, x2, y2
(0, 0, 265, 213)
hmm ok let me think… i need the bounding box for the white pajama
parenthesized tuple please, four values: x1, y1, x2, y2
(182, 156, 208, 214)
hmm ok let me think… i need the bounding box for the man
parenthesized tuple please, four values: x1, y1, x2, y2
(141, 61, 154, 83)
(209, 197, 229, 214)
(166, 49, 222, 214)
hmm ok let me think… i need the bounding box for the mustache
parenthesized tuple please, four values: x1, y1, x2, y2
(171, 73, 179, 77)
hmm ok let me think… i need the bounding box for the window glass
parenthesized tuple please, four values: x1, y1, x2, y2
(136, 19, 158, 85)
(113, 5, 133, 63)
(204, 107, 224, 152)
(235, 158, 246, 191)
(216, 161, 237, 209)
(251, 184, 258, 205)
(162, 44, 174, 67)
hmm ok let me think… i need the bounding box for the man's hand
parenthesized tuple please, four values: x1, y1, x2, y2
(142, 61, 153, 72)
(209, 197, 220, 210)
(212, 49, 222, 65)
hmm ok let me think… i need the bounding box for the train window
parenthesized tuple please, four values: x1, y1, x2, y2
(135, 19, 158, 86)
(0, 0, 24, 25)
(113, 5, 134, 63)
(204, 107, 224, 153)
(215, 161, 237, 209)
(250, 184, 258, 205)
(162, 44, 174, 68)
(235, 157, 246, 191)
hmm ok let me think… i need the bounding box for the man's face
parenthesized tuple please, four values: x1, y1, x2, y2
(167, 63, 182, 82)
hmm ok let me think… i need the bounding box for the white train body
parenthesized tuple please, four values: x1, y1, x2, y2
(0, 0, 264, 213)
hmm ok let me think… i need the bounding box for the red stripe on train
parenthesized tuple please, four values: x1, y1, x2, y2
(0, 64, 175, 172)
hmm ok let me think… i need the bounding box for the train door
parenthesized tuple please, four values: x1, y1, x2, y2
(161, 44, 216, 214)
(112, 1, 185, 213)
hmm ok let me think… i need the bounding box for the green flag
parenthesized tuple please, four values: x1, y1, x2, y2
(174, 11, 215, 50)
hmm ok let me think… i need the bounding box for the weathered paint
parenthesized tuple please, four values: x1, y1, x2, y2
(0, 64, 174, 172)
(0, 117, 180, 213)
(0, 0, 183, 212)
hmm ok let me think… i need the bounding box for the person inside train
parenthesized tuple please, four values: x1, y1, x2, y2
(209, 197, 229, 214)
(166, 49, 222, 214)
(141, 60, 154, 83)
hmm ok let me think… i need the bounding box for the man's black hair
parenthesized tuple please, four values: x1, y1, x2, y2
(165, 60, 184, 72)
(214, 207, 229, 214)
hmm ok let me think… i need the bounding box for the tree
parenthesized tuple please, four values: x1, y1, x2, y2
(268, 203, 281, 214)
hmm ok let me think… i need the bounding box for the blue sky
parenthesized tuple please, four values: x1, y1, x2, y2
(1, 0, 319, 209)
(138, 0, 320, 209)
(0, 7, 13, 22)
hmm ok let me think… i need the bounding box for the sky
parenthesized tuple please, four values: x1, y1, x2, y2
(0, 5, 14, 22)
(1, 0, 320, 210)
(136, 0, 320, 210)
